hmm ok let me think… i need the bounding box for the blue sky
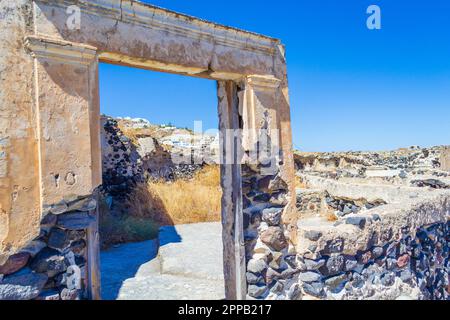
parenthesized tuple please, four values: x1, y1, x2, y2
(100, 0, 450, 152)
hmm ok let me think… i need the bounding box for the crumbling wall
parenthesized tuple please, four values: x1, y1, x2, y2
(294, 147, 444, 174)
(0, 196, 96, 300)
(286, 193, 450, 300)
(441, 147, 450, 172)
(100, 116, 145, 198)
(100, 116, 205, 195)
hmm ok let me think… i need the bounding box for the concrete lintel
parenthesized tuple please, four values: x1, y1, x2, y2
(36, 0, 280, 55)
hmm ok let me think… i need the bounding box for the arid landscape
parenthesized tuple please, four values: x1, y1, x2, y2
(97, 116, 450, 300)
(1, 0, 449, 304)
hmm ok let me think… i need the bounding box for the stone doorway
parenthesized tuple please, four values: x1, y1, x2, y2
(97, 64, 226, 300)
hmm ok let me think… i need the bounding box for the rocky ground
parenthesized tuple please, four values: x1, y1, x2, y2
(100, 222, 225, 300)
(285, 146, 450, 300)
(294, 145, 450, 221)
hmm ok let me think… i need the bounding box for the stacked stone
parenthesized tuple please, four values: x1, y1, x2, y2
(411, 179, 449, 189)
(294, 146, 445, 175)
(172, 164, 204, 181)
(325, 195, 386, 218)
(0, 196, 96, 300)
(295, 190, 324, 214)
(101, 117, 144, 196)
(289, 221, 449, 300)
(241, 165, 300, 299)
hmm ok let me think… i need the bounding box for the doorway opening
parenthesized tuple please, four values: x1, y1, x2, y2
(97, 63, 225, 300)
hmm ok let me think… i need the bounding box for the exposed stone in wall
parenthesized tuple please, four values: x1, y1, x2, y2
(324, 194, 386, 218)
(0, 196, 96, 300)
(411, 179, 450, 189)
(242, 164, 296, 299)
(441, 147, 450, 172)
(295, 189, 387, 219)
(101, 117, 145, 198)
(101, 116, 207, 188)
(286, 221, 449, 300)
(295, 189, 327, 217)
(278, 190, 450, 301)
(294, 146, 445, 174)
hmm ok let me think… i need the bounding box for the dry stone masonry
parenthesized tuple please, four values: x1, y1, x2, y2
(286, 147, 450, 300)
(0, 195, 96, 300)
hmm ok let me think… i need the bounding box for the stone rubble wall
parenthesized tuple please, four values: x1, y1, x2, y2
(101, 116, 145, 198)
(101, 116, 205, 190)
(241, 164, 293, 299)
(294, 146, 445, 173)
(441, 147, 450, 172)
(295, 189, 328, 217)
(0, 196, 97, 300)
(290, 220, 449, 300)
(276, 192, 450, 300)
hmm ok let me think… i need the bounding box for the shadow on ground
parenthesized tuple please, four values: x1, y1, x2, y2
(100, 226, 182, 300)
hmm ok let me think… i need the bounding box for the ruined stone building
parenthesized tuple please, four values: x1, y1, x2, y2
(1, 0, 449, 301)
(0, 0, 295, 300)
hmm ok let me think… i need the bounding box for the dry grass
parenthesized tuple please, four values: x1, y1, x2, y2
(294, 175, 307, 189)
(125, 165, 222, 226)
(98, 195, 159, 249)
(117, 122, 141, 146)
(325, 211, 338, 222)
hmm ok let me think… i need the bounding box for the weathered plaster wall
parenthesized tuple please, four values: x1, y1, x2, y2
(441, 147, 450, 172)
(25, 35, 100, 205)
(0, 0, 41, 265)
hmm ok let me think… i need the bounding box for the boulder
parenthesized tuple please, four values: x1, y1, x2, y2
(30, 248, 68, 278)
(0, 252, 30, 275)
(247, 284, 267, 298)
(56, 212, 94, 230)
(48, 228, 70, 250)
(0, 269, 47, 300)
(302, 282, 325, 298)
(321, 254, 345, 276)
(66, 197, 97, 212)
(304, 258, 326, 271)
(299, 271, 321, 283)
(261, 207, 283, 226)
(324, 273, 348, 292)
(260, 227, 288, 251)
(247, 259, 267, 274)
